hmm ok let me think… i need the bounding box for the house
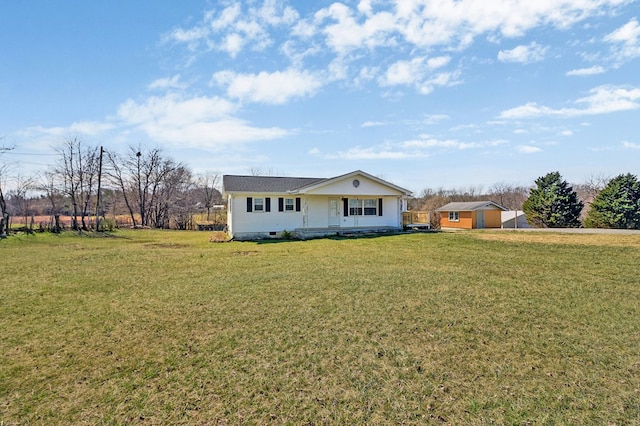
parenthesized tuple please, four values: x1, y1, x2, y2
(223, 170, 412, 240)
(435, 201, 508, 229)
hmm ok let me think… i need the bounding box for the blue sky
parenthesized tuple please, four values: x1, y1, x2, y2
(1, 0, 639, 194)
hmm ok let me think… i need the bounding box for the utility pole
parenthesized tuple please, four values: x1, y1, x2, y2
(95, 146, 104, 231)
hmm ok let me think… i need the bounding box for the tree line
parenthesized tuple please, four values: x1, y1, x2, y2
(411, 171, 640, 230)
(1, 136, 639, 235)
(0, 137, 224, 236)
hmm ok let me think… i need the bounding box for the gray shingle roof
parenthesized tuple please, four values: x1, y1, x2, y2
(223, 175, 327, 193)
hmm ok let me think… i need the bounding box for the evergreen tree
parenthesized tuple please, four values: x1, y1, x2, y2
(584, 173, 640, 229)
(523, 171, 583, 228)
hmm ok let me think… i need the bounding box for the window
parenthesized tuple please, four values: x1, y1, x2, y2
(254, 198, 264, 212)
(349, 199, 363, 216)
(348, 198, 378, 216)
(364, 199, 377, 216)
(285, 198, 294, 211)
(449, 211, 459, 222)
(279, 197, 300, 212)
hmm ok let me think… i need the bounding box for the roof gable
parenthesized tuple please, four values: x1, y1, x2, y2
(293, 170, 412, 196)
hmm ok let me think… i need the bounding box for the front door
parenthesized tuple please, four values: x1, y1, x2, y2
(328, 198, 340, 227)
(476, 210, 485, 229)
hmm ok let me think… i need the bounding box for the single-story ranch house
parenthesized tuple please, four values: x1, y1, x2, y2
(223, 170, 412, 240)
(436, 201, 508, 229)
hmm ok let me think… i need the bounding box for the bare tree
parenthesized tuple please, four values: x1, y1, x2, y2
(196, 171, 222, 221)
(488, 182, 529, 210)
(9, 175, 35, 231)
(249, 166, 281, 176)
(37, 170, 65, 232)
(0, 143, 14, 236)
(154, 165, 194, 229)
(0, 173, 8, 236)
(55, 136, 100, 230)
(105, 150, 138, 226)
(573, 173, 611, 222)
(574, 173, 610, 206)
(106, 146, 188, 228)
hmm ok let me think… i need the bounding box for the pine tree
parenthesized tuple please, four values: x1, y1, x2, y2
(584, 173, 640, 229)
(523, 171, 583, 228)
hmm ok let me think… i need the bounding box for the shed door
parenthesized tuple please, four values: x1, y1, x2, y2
(476, 210, 485, 229)
(328, 198, 340, 227)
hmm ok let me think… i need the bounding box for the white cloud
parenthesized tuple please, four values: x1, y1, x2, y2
(380, 57, 459, 93)
(566, 65, 606, 76)
(330, 145, 416, 160)
(168, 0, 630, 98)
(500, 85, 640, 118)
(168, 1, 299, 57)
(423, 114, 450, 124)
(418, 70, 462, 94)
(426, 56, 452, 69)
(20, 121, 114, 138)
(148, 75, 186, 91)
(518, 145, 542, 154)
(622, 140, 640, 149)
(327, 135, 505, 160)
(402, 138, 480, 150)
(560, 130, 573, 136)
(498, 42, 548, 63)
(314, 3, 397, 54)
(604, 17, 640, 44)
(604, 17, 640, 62)
(212, 68, 323, 104)
(361, 120, 387, 127)
(354, 66, 379, 86)
(116, 94, 288, 147)
(254, 0, 299, 26)
(575, 85, 640, 114)
(381, 57, 426, 86)
(210, 4, 242, 31)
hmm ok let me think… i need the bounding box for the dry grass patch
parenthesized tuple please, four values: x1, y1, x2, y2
(208, 231, 230, 243)
(473, 230, 640, 247)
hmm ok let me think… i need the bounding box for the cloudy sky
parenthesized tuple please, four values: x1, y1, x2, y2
(1, 0, 639, 193)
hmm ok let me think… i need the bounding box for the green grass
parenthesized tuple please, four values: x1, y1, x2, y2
(1, 230, 640, 424)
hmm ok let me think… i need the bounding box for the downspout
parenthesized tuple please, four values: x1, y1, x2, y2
(226, 194, 233, 237)
(303, 197, 308, 229)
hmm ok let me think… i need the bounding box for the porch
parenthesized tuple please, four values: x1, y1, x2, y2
(295, 226, 400, 240)
(402, 211, 431, 230)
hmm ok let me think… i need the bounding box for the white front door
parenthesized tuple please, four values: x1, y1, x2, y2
(328, 198, 340, 227)
(476, 210, 485, 229)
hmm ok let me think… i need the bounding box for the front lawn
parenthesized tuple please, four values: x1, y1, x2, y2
(1, 230, 639, 424)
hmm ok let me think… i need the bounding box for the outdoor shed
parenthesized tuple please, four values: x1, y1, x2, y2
(436, 201, 508, 229)
(223, 170, 412, 240)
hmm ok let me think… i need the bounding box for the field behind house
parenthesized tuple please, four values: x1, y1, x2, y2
(1, 230, 639, 424)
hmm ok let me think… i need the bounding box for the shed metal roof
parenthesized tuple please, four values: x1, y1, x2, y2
(435, 201, 508, 212)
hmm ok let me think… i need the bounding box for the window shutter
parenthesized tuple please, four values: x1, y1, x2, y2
(343, 198, 349, 217)
(378, 198, 383, 216)
(246, 197, 253, 212)
(265, 197, 271, 212)
(295, 197, 301, 212)
(278, 197, 284, 212)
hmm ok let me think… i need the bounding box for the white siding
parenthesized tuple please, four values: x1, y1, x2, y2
(226, 173, 409, 239)
(228, 194, 303, 237)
